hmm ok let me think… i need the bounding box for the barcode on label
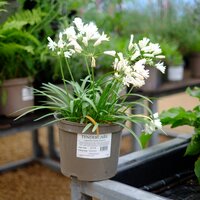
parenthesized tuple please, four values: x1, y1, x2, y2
(100, 146, 108, 151)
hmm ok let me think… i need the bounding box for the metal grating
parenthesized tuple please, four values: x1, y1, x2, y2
(141, 170, 200, 200)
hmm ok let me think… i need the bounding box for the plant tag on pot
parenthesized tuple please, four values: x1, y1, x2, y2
(22, 87, 34, 101)
(76, 133, 112, 159)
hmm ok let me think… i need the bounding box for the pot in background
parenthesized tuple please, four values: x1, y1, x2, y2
(167, 65, 184, 81)
(0, 77, 34, 117)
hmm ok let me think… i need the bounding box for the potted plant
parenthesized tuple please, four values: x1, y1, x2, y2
(169, 1, 200, 78)
(18, 17, 166, 181)
(160, 40, 184, 81)
(0, 7, 43, 116)
(160, 86, 200, 182)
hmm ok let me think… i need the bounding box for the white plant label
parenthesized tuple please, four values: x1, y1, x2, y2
(22, 87, 34, 101)
(76, 133, 112, 159)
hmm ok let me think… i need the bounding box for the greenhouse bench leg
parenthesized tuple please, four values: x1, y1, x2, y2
(0, 129, 44, 173)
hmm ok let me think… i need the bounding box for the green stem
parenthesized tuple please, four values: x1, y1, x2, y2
(84, 56, 96, 97)
(84, 56, 91, 79)
(121, 84, 134, 104)
(91, 66, 95, 84)
(65, 58, 74, 82)
(59, 56, 67, 91)
(59, 56, 72, 101)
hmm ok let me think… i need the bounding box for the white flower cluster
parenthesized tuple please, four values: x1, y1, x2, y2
(105, 35, 166, 88)
(47, 17, 109, 61)
(144, 113, 163, 134)
(47, 17, 165, 88)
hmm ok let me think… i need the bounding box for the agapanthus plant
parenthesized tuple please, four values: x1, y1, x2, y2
(19, 17, 166, 148)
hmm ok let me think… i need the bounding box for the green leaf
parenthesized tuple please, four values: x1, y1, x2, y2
(82, 102, 88, 117)
(115, 121, 142, 149)
(186, 87, 200, 99)
(139, 132, 152, 149)
(83, 96, 97, 112)
(81, 75, 90, 90)
(82, 123, 93, 133)
(70, 101, 74, 114)
(160, 107, 195, 127)
(2, 8, 43, 30)
(185, 133, 200, 156)
(92, 123, 99, 133)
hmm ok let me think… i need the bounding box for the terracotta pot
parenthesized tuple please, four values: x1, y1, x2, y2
(188, 53, 200, 78)
(57, 119, 123, 181)
(0, 77, 34, 117)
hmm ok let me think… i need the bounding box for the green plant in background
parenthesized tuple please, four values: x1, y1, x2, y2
(160, 40, 183, 66)
(160, 87, 200, 182)
(14, 0, 69, 84)
(18, 17, 166, 148)
(0, 0, 7, 13)
(20, 0, 95, 84)
(0, 7, 43, 84)
(166, 0, 200, 56)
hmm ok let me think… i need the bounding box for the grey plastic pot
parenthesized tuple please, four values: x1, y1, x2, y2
(141, 66, 162, 91)
(57, 119, 123, 181)
(0, 77, 34, 117)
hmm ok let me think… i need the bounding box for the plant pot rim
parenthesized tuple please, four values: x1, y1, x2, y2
(188, 52, 200, 57)
(2, 77, 33, 86)
(54, 113, 123, 134)
(168, 65, 184, 68)
(55, 113, 122, 127)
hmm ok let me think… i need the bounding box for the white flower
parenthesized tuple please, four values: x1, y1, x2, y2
(122, 74, 145, 88)
(144, 113, 162, 134)
(153, 112, 159, 118)
(93, 32, 109, 46)
(156, 55, 165, 59)
(128, 34, 134, 51)
(64, 49, 75, 58)
(82, 36, 88, 46)
(143, 53, 154, 58)
(57, 33, 65, 49)
(131, 50, 141, 61)
(122, 76, 131, 87)
(138, 37, 150, 49)
(114, 53, 129, 72)
(144, 123, 155, 134)
(73, 17, 85, 34)
(132, 77, 145, 87)
(154, 119, 162, 129)
(68, 39, 82, 53)
(133, 62, 149, 79)
(47, 37, 57, 51)
(64, 51, 72, 58)
(155, 62, 166, 74)
(104, 50, 116, 57)
(63, 26, 77, 40)
(84, 22, 99, 40)
(153, 112, 162, 129)
(149, 43, 162, 55)
(134, 58, 146, 67)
